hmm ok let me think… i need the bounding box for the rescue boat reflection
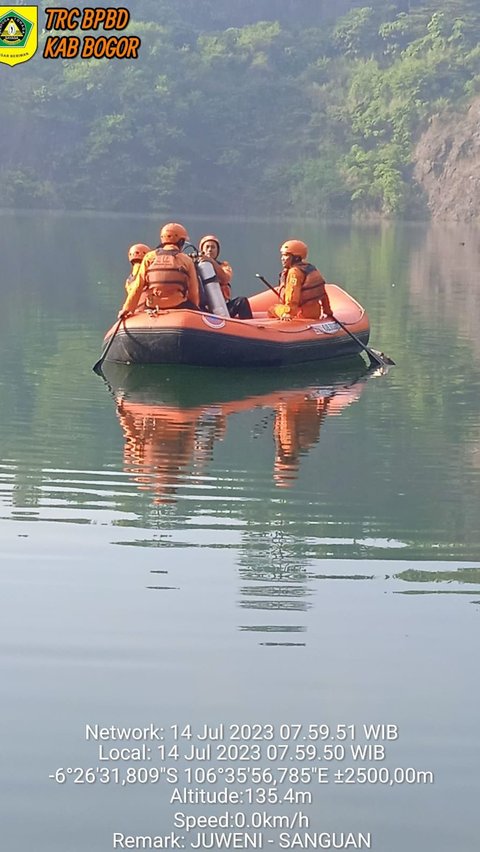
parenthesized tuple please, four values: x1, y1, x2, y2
(273, 391, 344, 488)
(116, 396, 226, 503)
(105, 362, 371, 503)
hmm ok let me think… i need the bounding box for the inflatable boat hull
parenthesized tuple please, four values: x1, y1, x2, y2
(102, 285, 370, 368)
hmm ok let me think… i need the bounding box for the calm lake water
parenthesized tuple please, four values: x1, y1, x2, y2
(1, 211, 479, 852)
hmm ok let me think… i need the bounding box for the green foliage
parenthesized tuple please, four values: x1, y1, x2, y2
(285, 149, 352, 216)
(1, 1, 480, 217)
(333, 7, 377, 57)
(341, 143, 408, 213)
(0, 169, 57, 208)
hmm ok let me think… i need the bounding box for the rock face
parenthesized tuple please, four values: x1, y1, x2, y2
(413, 97, 480, 221)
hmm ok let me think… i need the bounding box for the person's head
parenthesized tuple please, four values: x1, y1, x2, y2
(159, 222, 189, 249)
(199, 234, 220, 260)
(280, 239, 308, 269)
(128, 243, 150, 264)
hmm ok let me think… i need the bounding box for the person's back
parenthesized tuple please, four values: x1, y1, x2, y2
(119, 224, 200, 318)
(142, 245, 196, 310)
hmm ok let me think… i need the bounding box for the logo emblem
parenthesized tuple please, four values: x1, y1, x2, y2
(0, 6, 37, 66)
(310, 321, 340, 335)
(202, 315, 226, 329)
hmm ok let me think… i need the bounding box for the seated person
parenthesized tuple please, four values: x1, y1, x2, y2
(198, 234, 252, 319)
(270, 239, 332, 321)
(118, 223, 200, 318)
(125, 244, 150, 295)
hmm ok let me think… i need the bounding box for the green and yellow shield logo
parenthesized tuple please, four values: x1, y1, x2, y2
(0, 6, 37, 66)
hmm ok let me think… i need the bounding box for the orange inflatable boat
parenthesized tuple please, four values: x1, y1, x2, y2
(101, 284, 370, 368)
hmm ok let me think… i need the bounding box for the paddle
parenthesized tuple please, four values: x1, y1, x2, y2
(92, 315, 124, 375)
(255, 273, 281, 299)
(255, 273, 394, 368)
(325, 312, 395, 368)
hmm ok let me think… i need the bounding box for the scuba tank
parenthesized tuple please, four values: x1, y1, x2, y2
(196, 260, 230, 318)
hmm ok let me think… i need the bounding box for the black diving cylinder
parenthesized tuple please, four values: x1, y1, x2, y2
(196, 260, 230, 317)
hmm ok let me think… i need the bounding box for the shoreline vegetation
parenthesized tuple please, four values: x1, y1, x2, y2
(2, 1, 480, 221)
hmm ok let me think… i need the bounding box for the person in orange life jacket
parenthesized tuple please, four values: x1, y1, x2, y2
(198, 234, 253, 320)
(118, 223, 200, 319)
(125, 243, 150, 295)
(269, 239, 332, 322)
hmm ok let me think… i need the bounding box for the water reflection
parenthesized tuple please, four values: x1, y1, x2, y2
(273, 388, 353, 488)
(101, 361, 377, 644)
(103, 361, 371, 501)
(409, 223, 480, 355)
(392, 563, 480, 595)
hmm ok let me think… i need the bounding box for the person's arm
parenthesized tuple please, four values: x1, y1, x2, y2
(318, 275, 333, 317)
(279, 267, 303, 319)
(217, 260, 232, 301)
(220, 260, 233, 281)
(119, 255, 149, 317)
(125, 262, 140, 294)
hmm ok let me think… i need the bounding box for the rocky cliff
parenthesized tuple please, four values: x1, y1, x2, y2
(413, 97, 480, 221)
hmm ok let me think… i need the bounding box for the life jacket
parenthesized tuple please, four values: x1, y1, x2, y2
(215, 260, 232, 301)
(144, 248, 190, 309)
(125, 262, 140, 294)
(200, 256, 232, 301)
(279, 262, 325, 307)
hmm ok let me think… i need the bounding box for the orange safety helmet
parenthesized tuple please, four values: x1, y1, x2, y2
(199, 234, 221, 255)
(280, 239, 308, 260)
(160, 222, 189, 245)
(128, 243, 150, 263)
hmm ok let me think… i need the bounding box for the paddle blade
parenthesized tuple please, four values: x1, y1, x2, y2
(369, 349, 395, 367)
(92, 316, 124, 376)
